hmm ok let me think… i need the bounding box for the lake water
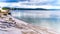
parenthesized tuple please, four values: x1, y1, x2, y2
(10, 10, 60, 32)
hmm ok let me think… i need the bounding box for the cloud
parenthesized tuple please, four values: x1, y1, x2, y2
(0, 2, 9, 7)
(0, 0, 60, 9)
(29, 0, 54, 3)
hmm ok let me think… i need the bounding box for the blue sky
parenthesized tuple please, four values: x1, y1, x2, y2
(0, 0, 28, 2)
(0, 0, 60, 9)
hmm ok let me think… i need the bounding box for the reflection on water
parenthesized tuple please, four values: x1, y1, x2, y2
(11, 10, 60, 32)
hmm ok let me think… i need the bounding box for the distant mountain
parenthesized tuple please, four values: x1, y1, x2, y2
(2, 7, 47, 10)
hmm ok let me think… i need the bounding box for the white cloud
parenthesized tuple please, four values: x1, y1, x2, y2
(29, 0, 54, 3)
(0, 1, 60, 9)
(0, 2, 8, 7)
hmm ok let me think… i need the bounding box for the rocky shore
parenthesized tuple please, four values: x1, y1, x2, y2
(0, 15, 59, 34)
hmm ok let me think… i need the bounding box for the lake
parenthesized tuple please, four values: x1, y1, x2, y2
(10, 10, 60, 32)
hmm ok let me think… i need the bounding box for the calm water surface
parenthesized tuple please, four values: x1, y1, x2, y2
(10, 10, 60, 32)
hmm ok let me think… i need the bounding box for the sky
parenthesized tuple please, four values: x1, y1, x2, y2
(0, 0, 60, 9)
